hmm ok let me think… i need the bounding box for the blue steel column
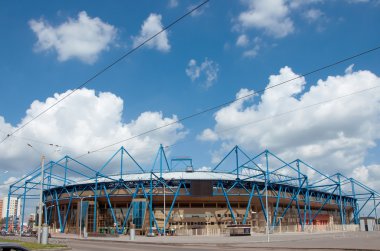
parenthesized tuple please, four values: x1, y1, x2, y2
(103, 185, 120, 233)
(149, 173, 153, 235)
(93, 173, 98, 233)
(160, 144, 163, 178)
(272, 186, 282, 228)
(220, 181, 237, 224)
(49, 162, 52, 188)
(21, 182, 27, 234)
(373, 194, 378, 220)
(120, 147, 124, 180)
(64, 157, 68, 186)
(5, 186, 12, 231)
(305, 178, 312, 226)
(164, 181, 184, 229)
(54, 190, 63, 233)
(337, 174, 345, 225)
(235, 146, 239, 179)
(350, 178, 359, 224)
(297, 161, 306, 229)
(243, 184, 256, 224)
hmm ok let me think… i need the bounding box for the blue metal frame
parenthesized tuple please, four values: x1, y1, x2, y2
(6, 145, 379, 234)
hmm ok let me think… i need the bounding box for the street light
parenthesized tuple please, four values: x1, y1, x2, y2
(163, 183, 166, 237)
(37, 155, 45, 244)
(78, 196, 92, 239)
(26, 144, 45, 244)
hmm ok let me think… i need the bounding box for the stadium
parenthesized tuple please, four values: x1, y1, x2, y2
(5, 145, 379, 236)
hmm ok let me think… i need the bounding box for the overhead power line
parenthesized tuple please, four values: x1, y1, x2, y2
(82, 44, 380, 155)
(0, 0, 210, 146)
(161, 84, 380, 150)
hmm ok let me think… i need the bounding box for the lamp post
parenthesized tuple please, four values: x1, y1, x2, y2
(264, 171, 269, 243)
(79, 196, 91, 239)
(37, 155, 45, 244)
(163, 183, 166, 237)
(26, 144, 45, 244)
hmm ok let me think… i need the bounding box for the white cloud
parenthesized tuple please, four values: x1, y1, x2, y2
(0, 88, 186, 192)
(197, 128, 218, 142)
(289, 0, 324, 9)
(0, 177, 18, 198)
(196, 166, 212, 171)
(303, 8, 324, 22)
(185, 58, 219, 89)
(351, 165, 380, 191)
(347, 0, 370, 3)
(187, 2, 209, 17)
(201, 66, 380, 188)
(243, 44, 260, 58)
(168, 0, 179, 8)
(132, 13, 170, 52)
(186, 59, 200, 81)
(236, 35, 261, 58)
(345, 64, 355, 74)
(236, 34, 249, 47)
(237, 0, 294, 38)
(29, 11, 117, 64)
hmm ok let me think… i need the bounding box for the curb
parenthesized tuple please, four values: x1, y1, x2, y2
(50, 237, 380, 251)
(33, 248, 71, 251)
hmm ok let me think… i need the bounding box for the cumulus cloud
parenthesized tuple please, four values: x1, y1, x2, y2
(199, 66, 380, 189)
(185, 58, 219, 89)
(237, 0, 294, 38)
(29, 11, 117, 64)
(0, 88, 186, 196)
(132, 13, 170, 52)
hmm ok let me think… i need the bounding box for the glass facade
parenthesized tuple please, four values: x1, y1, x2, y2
(132, 200, 147, 229)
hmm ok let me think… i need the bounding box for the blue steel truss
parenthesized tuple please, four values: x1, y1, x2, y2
(5, 145, 379, 233)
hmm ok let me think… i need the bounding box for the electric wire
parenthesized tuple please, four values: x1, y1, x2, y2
(2, 45, 380, 188)
(162, 84, 380, 150)
(0, 0, 210, 146)
(80, 44, 380, 156)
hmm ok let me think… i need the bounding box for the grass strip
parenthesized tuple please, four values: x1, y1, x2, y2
(0, 238, 67, 250)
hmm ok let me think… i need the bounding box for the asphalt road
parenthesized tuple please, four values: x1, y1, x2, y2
(67, 240, 379, 251)
(66, 232, 380, 251)
(68, 240, 221, 251)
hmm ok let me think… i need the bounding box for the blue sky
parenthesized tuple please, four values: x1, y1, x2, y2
(1, 0, 380, 199)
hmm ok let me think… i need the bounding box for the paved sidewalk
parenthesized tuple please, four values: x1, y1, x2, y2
(51, 231, 380, 250)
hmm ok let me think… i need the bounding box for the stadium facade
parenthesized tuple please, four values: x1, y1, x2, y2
(5, 145, 379, 235)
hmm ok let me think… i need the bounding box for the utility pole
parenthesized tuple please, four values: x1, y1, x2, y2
(37, 155, 45, 244)
(163, 182, 166, 236)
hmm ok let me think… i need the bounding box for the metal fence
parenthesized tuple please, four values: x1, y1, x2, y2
(174, 224, 364, 236)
